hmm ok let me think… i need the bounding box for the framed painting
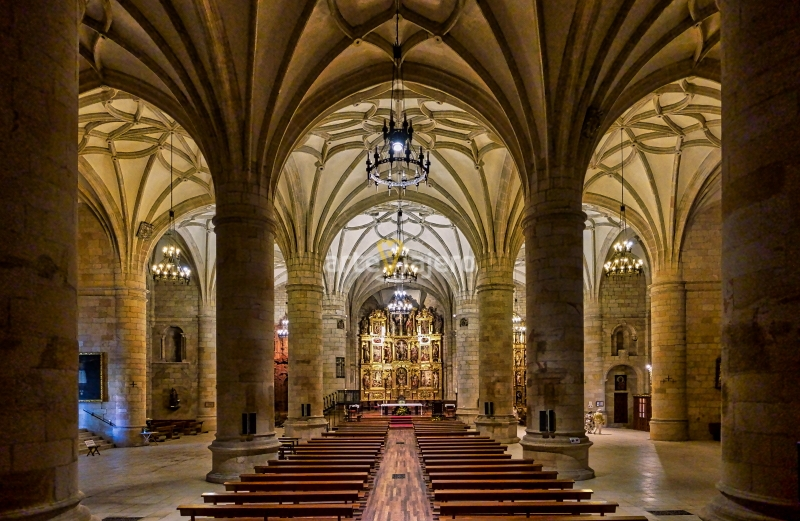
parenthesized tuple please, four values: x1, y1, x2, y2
(78, 352, 104, 402)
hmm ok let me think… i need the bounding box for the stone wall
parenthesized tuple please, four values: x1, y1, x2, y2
(77, 203, 118, 432)
(150, 277, 200, 420)
(322, 294, 347, 398)
(681, 202, 722, 440)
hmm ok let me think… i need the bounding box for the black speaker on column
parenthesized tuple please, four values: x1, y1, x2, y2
(539, 410, 549, 432)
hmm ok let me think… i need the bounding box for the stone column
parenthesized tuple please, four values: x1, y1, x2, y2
(583, 298, 604, 410)
(455, 293, 480, 426)
(701, 3, 800, 520)
(474, 257, 519, 443)
(197, 303, 217, 432)
(207, 182, 280, 483)
(283, 254, 327, 439)
(111, 273, 149, 446)
(648, 270, 687, 441)
(0, 2, 92, 520)
(521, 203, 593, 480)
(445, 328, 457, 400)
(322, 292, 347, 397)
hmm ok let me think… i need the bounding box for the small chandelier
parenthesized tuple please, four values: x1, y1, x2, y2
(388, 287, 414, 315)
(151, 132, 191, 284)
(277, 314, 289, 338)
(365, 2, 431, 191)
(604, 125, 644, 277)
(383, 203, 418, 283)
(512, 312, 526, 343)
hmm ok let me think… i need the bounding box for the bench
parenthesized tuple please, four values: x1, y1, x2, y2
(449, 517, 646, 521)
(201, 490, 360, 504)
(434, 488, 594, 502)
(430, 479, 575, 490)
(425, 464, 544, 473)
(239, 472, 369, 482)
(426, 471, 559, 481)
(267, 459, 376, 467)
(224, 480, 366, 492)
(178, 503, 354, 521)
(423, 454, 513, 462)
(255, 465, 372, 474)
(84, 439, 100, 456)
(425, 459, 534, 466)
(287, 454, 377, 461)
(437, 500, 619, 518)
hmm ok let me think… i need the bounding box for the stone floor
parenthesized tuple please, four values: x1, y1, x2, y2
(78, 426, 720, 521)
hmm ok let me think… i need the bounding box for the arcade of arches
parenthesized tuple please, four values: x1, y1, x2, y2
(1, 2, 799, 521)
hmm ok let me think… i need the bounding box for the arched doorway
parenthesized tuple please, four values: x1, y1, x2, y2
(605, 365, 640, 427)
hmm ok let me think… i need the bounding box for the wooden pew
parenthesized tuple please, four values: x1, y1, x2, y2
(254, 465, 371, 474)
(423, 454, 513, 462)
(267, 459, 375, 467)
(287, 454, 379, 461)
(434, 488, 594, 502)
(202, 490, 361, 504)
(430, 479, 574, 491)
(437, 500, 619, 518)
(449, 516, 647, 521)
(239, 472, 368, 482)
(425, 459, 534, 466)
(224, 480, 366, 492)
(425, 470, 559, 481)
(425, 464, 543, 473)
(421, 449, 508, 456)
(178, 503, 354, 521)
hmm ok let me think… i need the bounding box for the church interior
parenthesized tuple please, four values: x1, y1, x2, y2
(1, 1, 798, 521)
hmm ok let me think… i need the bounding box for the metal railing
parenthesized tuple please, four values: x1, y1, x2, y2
(82, 409, 115, 427)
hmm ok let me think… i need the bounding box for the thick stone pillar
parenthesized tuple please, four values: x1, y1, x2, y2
(583, 299, 604, 410)
(648, 271, 687, 441)
(0, 2, 92, 520)
(207, 182, 280, 483)
(322, 292, 347, 397)
(701, 3, 800, 520)
(521, 203, 593, 480)
(475, 257, 519, 443)
(283, 254, 327, 439)
(455, 293, 480, 426)
(110, 274, 149, 446)
(197, 303, 217, 432)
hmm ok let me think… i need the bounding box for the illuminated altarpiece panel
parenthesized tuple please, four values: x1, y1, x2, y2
(513, 325, 526, 409)
(359, 307, 444, 401)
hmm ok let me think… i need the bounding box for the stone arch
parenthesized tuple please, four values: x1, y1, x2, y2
(604, 364, 640, 428)
(161, 326, 186, 363)
(610, 323, 638, 356)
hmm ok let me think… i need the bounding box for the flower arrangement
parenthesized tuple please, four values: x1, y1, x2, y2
(394, 405, 411, 416)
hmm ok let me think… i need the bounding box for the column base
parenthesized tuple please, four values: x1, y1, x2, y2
(283, 417, 329, 441)
(457, 408, 479, 428)
(206, 436, 281, 483)
(700, 491, 799, 521)
(520, 433, 594, 481)
(649, 419, 688, 441)
(112, 425, 148, 447)
(474, 415, 519, 443)
(2, 494, 96, 521)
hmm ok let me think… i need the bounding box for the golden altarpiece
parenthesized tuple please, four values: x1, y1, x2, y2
(359, 307, 443, 401)
(513, 313, 526, 409)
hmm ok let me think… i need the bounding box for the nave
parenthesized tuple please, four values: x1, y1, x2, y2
(79, 424, 720, 521)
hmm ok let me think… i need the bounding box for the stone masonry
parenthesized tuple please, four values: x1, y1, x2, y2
(322, 292, 347, 398)
(455, 292, 479, 426)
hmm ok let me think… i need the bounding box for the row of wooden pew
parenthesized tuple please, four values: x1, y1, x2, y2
(415, 420, 648, 521)
(178, 421, 390, 520)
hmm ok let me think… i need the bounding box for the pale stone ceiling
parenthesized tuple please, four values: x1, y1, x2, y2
(75, 0, 723, 309)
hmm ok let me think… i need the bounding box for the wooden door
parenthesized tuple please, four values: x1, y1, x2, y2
(633, 395, 652, 431)
(614, 392, 629, 424)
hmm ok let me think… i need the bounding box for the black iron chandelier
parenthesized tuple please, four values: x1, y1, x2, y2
(388, 287, 414, 315)
(151, 132, 191, 284)
(604, 126, 644, 277)
(383, 202, 418, 283)
(365, 1, 431, 191)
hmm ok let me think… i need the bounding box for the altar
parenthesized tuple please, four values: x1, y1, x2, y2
(379, 402, 424, 415)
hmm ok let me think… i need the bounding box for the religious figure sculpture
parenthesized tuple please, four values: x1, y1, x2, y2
(411, 371, 419, 389)
(383, 343, 392, 363)
(421, 370, 431, 388)
(362, 343, 370, 363)
(410, 344, 419, 363)
(360, 315, 369, 334)
(373, 345, 381, 363)
(420, 346, 430, 362)
(362, 370, 370, 389)
(432, 369, 440, 389)
(373, 370, 382, 388)
(432, 341, 440, 362)
(396, 367, 407, 387)
(396, 340, 408, 361)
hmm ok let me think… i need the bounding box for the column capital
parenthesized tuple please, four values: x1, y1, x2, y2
(285, 252, 325, 290)
(522, 202, 586, 231)
(476, 254, 515, 291)
(213, 181, 276, 233)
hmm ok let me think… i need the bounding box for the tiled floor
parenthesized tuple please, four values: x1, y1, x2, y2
(79, 427, 720, 521)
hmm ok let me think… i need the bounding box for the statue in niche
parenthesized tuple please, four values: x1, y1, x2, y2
(514, 350, 523, 367)
(396, 367, 407, 387)
(405, 310, 416, 336)
(421, 370, 432, 388)
(432, 369, 440, 390)
(435, 310, 444, 334)
(420, 346, 430, 362)
(391, 314, 401, 336)
(420, 319, 430, 335)
(372, 345, 381, 363)
(373, 370, 383, 388)
(372, 321, 382, 336)
(396, 340, 408, 361)
(411, 371, 420, 390)
(383, 343, 392, 363)
(362, 370, 370, 389)
(361, 343, 370, 363)
(360, 316, 369, 334)
(432, 341, 440, 362)
(384, 369, 392, 389)
(515, 370, 523, 386)
(410, 344, 419, 363)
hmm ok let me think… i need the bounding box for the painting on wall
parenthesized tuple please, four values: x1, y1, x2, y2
(78, 352, 104, 402)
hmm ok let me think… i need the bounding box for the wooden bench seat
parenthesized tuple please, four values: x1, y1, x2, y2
(420, 447, 506, 453)
(426, 471, 559, 481)
(287, 454, 378, 460)
(425, 464, 543, 473)
(178, 503, 354, 521)
(425, 459, 534, 466)
(416, 436, 490, 440)
(322, 432, 386, 437)
(239, 472, 368, 482)
(267, 459, 376, 467)
(430, 479, 574, 490)
(433, 488, 594, 502)
(437, 500, 618, 518)
(224, 481, 366, 492)
(201, 491, 360, 504)
(445, 516, 646, 521)
(423, 454, 513, 462)
(254, 465, 371, 474)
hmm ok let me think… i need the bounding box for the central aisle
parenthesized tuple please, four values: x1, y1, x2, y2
(361, 428, 433, 521)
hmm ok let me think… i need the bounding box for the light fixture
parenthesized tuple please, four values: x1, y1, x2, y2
(512, 312, 526, 343)
(365, 1, 431, 191)
(151, 132, 191, 284)
(604, 125, 644, 277)
(388, 287, 414, 315)
(277, 314, 289, 338)
(383, 201, 418, 283)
